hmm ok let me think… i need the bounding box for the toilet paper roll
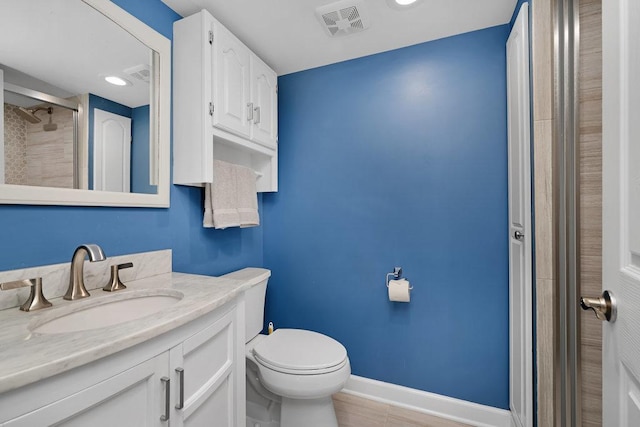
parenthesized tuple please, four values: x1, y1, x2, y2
(388, 279, 411, 302)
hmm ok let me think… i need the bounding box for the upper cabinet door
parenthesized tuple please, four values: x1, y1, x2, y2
(212, 23, 251, 138)
(250, 56, 278, 149)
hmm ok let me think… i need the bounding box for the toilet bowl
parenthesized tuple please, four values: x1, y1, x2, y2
(247, 330, 351, 427)
(221, 268, 350, 427)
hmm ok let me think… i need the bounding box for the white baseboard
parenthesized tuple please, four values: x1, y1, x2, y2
(342, 375, 513, 427)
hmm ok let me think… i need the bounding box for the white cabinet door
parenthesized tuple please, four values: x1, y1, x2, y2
(250, 55, 278, 149)
(212, 22, 251, 139)
(170, 309, 238, 427)
(4, 352, 168, 427)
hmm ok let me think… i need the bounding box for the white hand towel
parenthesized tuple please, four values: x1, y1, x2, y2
(236, 164, 260, 228)
(203, 160, 241, 229)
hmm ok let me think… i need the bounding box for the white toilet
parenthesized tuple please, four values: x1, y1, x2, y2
(222, 268, 351, 427)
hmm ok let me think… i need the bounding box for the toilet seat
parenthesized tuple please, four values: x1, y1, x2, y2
(253, 329, 348, 375)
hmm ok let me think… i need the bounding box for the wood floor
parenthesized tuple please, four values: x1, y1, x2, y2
(333, 393, 471, 427)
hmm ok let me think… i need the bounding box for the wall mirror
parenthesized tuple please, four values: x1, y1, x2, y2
(0, 0, 170, 207)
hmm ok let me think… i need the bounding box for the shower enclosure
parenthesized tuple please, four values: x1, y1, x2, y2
(2, 82, 80, 189)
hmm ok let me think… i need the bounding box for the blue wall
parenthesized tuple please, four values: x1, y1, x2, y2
(263, 25, 510, 409)
(0, 0, 263, 277)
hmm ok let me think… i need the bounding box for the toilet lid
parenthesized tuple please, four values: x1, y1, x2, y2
(253, 329, 347, 374)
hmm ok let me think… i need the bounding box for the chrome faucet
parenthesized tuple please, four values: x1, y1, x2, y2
(64, 244, 106, 300)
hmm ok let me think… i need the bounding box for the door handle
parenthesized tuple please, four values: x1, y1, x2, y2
(580, 290, 616, 322)
(254, 106, 261, 125)
(514, 230, 524, 240)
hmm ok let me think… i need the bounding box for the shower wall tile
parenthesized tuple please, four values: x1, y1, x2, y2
(532, 0, 553, 121)
(3, 103, 75, 188)
(25, 105, 75, 188)
(579, 0, 602, 425)
(532, 0, 558, 424)
(533, 119, 554, 281)
(3, 104, 27, 185)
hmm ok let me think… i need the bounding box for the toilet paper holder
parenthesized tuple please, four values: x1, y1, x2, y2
(386, 267, 413, 289)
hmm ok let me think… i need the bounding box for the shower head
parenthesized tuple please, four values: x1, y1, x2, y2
(16, 107, 42, 124)
(43, 108, 57, 132)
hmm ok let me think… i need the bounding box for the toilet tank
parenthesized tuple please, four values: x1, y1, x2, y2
(220, 268, 271, 343)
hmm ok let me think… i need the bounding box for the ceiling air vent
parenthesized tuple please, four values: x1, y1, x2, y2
(123, 64, 151, 83)
(315, 0, 370, 37)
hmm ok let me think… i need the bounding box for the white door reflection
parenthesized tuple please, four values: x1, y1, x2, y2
(93, 109, 130, 193)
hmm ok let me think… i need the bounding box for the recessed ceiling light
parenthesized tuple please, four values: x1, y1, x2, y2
(387, 0, 420, 9)
(104, 76, 130, 86)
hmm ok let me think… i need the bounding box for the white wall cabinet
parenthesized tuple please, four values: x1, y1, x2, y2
(173, 10, 278, 192)
(0, 301, 244, 427)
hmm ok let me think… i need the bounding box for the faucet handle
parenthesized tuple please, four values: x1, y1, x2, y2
(0, 277, 52, 312)
(118, 262, 134, 270)
(103, 262, 133, 292)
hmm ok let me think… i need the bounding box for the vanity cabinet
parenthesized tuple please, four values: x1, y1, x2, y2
(0, 300, 245, 427)
(173, 10, 278, 192)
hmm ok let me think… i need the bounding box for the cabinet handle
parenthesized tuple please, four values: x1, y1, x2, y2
(160, 376, 170, 421)
(254, 106, 261, 125)
(175, 367, 185, 410)
(247, 102, 254, 122)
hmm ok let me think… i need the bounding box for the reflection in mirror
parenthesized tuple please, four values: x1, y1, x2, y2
(3, 83, 80, 189)
(0, 0, 157, 195)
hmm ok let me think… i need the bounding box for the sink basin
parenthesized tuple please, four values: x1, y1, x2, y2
(31, 290, 184, 334)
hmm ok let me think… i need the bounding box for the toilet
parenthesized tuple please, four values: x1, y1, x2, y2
(222, 268, 350, 427)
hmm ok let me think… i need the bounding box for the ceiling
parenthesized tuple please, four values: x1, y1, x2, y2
(1, 0, 151, 108)
(161, 0, 517, 75)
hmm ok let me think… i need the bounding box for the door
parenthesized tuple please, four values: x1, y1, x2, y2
(93, 108, 131, 192)
(212, 22, 251, 139)
(250, 55, 278, 149)
(506, 4, 532, 427)
(602, 0, 640, 425)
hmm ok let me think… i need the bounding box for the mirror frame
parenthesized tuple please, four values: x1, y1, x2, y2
(0, 0, 170, 208)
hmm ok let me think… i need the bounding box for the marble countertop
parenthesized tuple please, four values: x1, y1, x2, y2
(0, 271, 253, 394)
